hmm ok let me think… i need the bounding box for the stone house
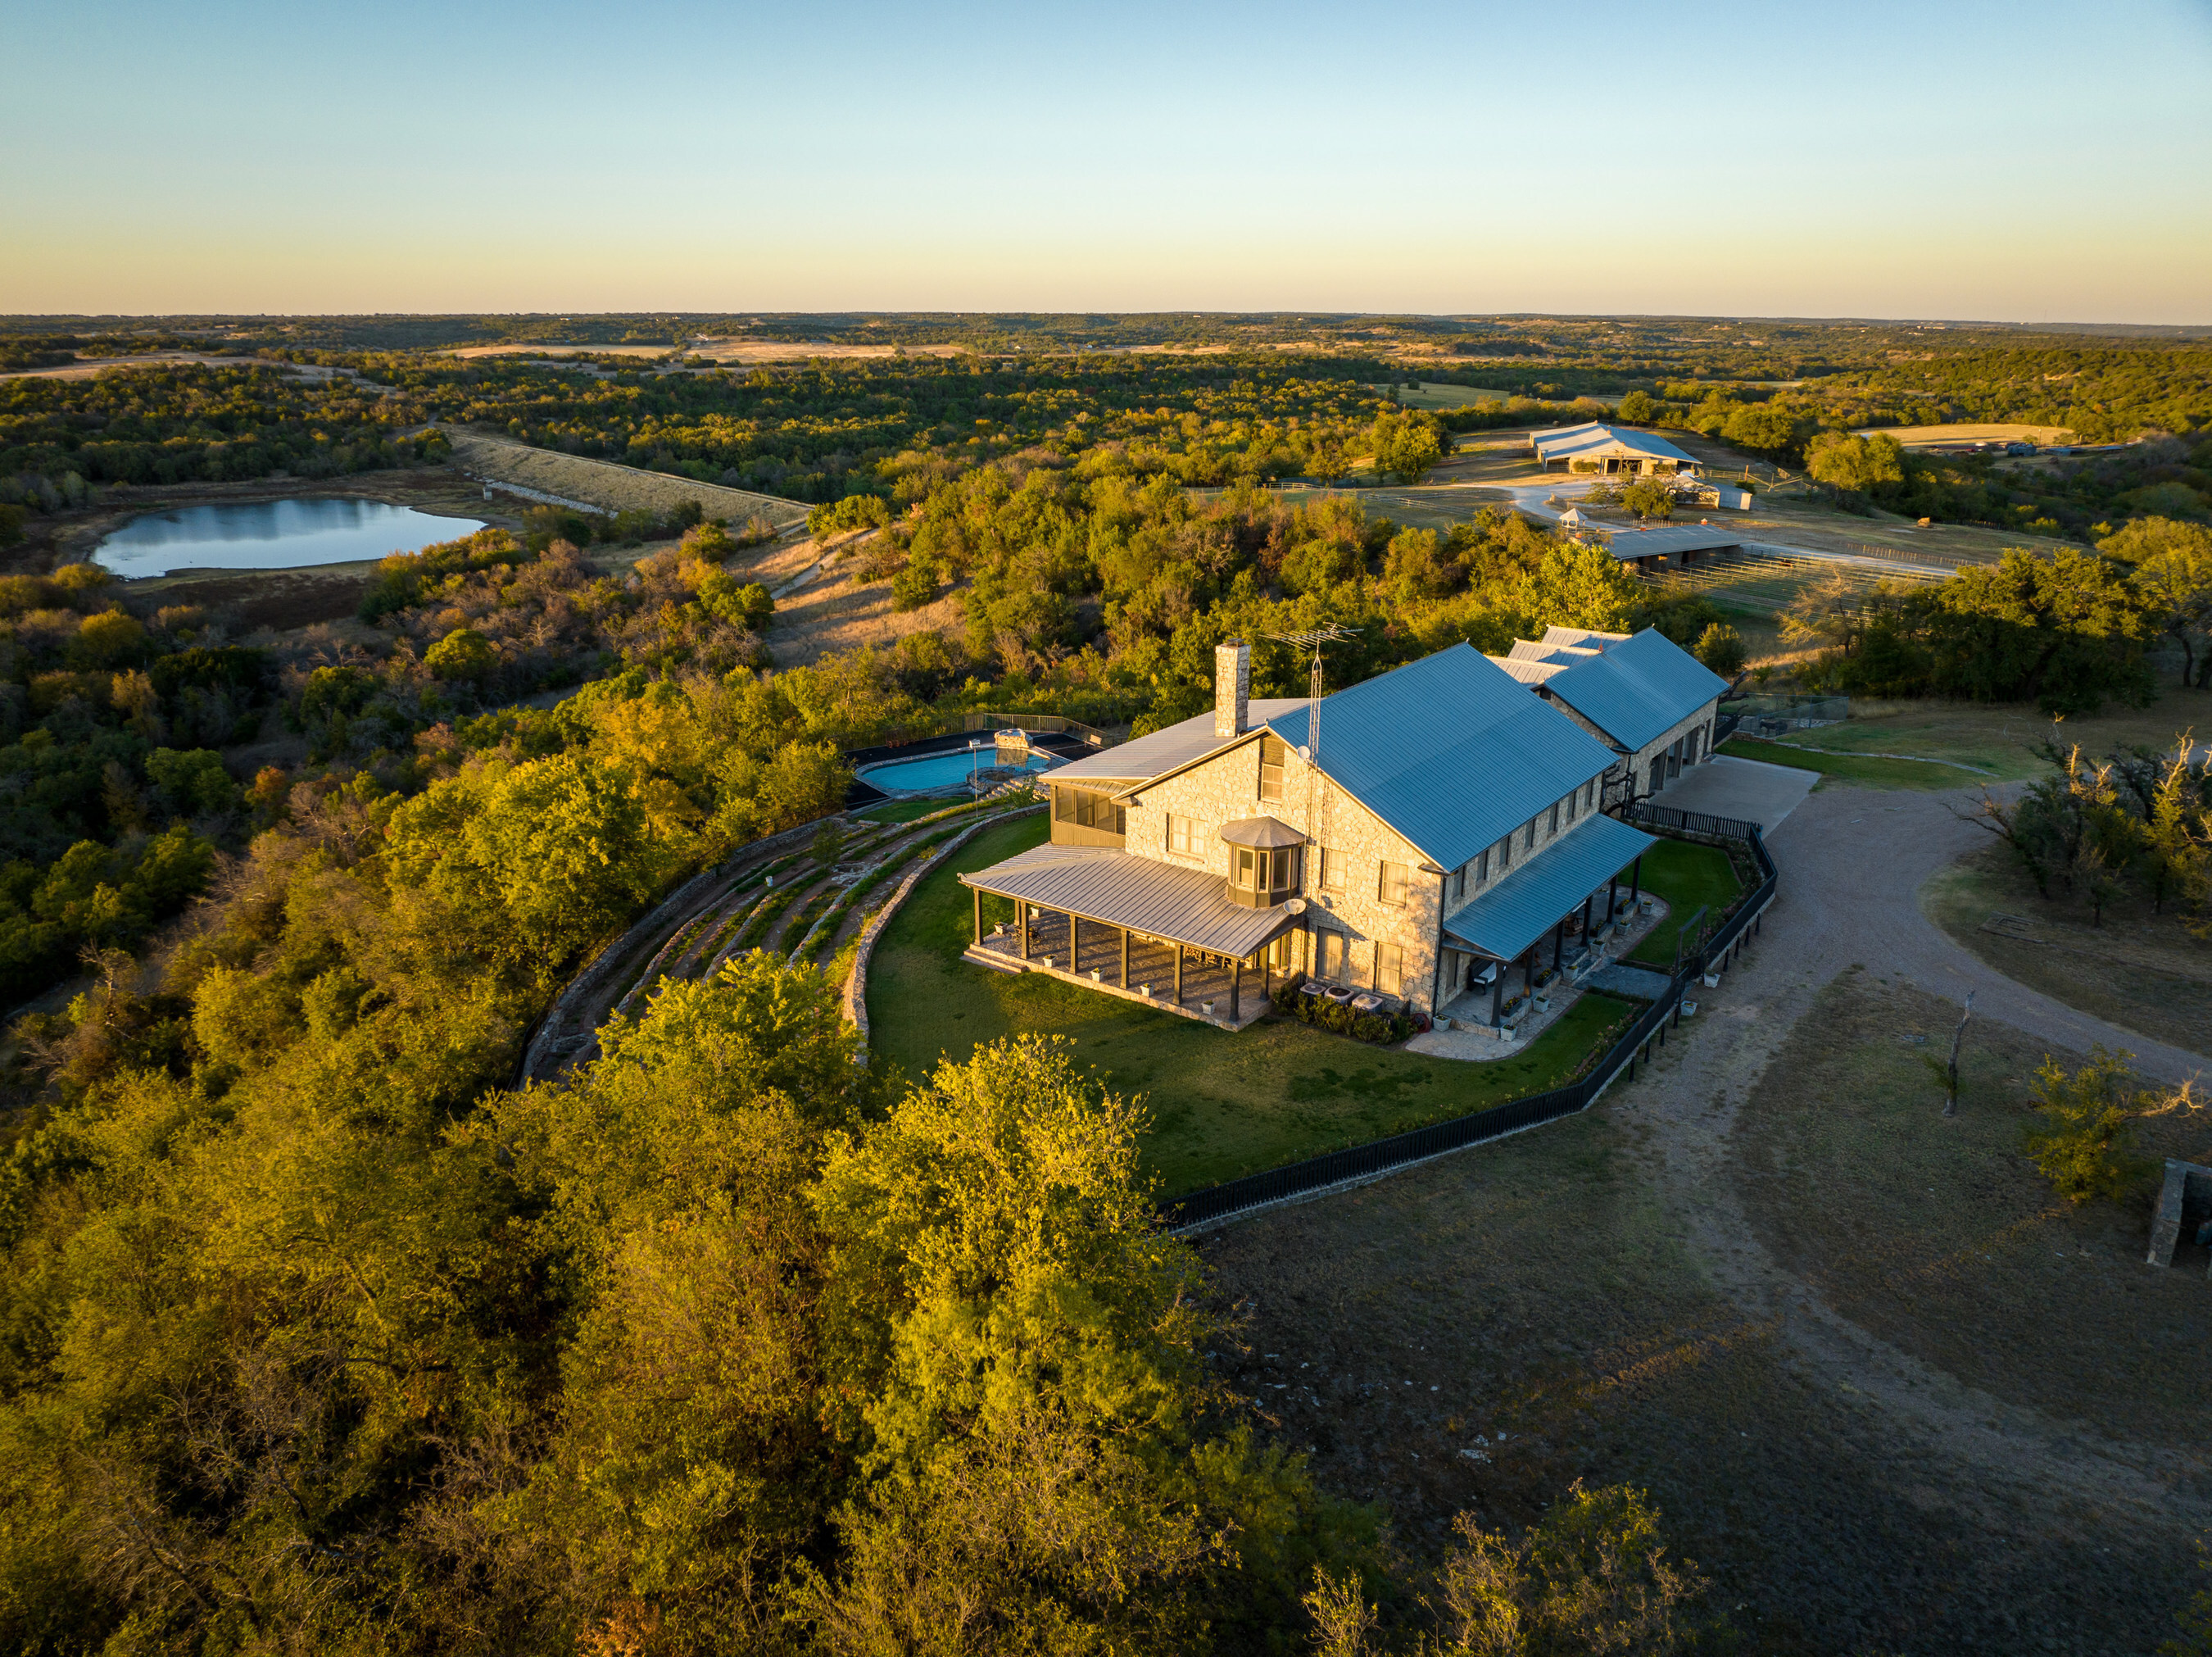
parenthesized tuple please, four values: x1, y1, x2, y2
(959, 639, 1662, 1029)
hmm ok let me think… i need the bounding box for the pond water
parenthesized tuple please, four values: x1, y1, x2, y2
(93, 498, 487, 578)
(855, 742, 1061, 795)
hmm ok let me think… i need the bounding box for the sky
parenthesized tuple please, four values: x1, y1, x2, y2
(4, 0, 2210, 322)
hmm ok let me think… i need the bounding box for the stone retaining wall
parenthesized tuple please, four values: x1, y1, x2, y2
(844, 805, 1045, 1051)
(517, 810, 850, 1083)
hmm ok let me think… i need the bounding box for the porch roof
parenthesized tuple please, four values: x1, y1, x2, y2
(1439, 813, 1655, 961)
(961, 843, 1297, 959)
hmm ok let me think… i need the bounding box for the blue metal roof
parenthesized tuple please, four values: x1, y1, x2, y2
(1541, 628, 1729, 752)
(1264, 643, 1617, 873)
(1439, 812, 1656, 961)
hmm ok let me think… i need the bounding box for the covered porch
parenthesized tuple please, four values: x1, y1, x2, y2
(960, 843, 1297, 1031)
(1434, 813, 1657, 1034)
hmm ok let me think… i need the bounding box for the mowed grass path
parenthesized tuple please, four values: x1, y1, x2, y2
(1627, 840, 1745, 968)
(868, 813, 1637, 1195)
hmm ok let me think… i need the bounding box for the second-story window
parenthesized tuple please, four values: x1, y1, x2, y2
(1452, 865, 1466, 902)
(1258, 733, 1285, 802)
(1478, 847, 1491, 883)
(1566, 787, 1578, 824)
(1523, 819, 1537, 852)
(1549, 801, 1561, 835)
(1167, 814, 1202, 855)
(1377, 860, 1409, 906)
(1321, 846, 1345, 891)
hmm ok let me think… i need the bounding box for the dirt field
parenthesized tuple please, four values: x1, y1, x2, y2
(439, 428, 810, 528)
(0, 352, 354, 383)
(751, 533, 966, 667)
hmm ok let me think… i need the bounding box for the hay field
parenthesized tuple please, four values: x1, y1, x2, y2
(446, 343, 675, 361)
(693, 338, 969, 362)
(1850, 423, 2074, 447)
(440, 428, 810, 528)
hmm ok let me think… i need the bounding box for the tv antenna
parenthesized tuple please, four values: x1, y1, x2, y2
(1266, 624, 1358, 883)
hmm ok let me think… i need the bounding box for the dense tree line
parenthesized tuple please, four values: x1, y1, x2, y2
(0, 365, 449, 506)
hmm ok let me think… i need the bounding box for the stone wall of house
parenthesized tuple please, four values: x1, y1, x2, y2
(1122, 735, 1607, 1018)
(1122, 735, 1453, 1014)
(1549, 697, 1720, 800)
(1630, 699, 1721, 798)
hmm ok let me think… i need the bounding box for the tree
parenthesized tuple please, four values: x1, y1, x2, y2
(2022, 1047, 2152, 1204)
(1371, 412, 1444, 484)
(1720, 402, 1800, 457)
(1619, 477, 1676, 521)
(1806, 431, 1906, 497)
(805, 1035, 1310, 1649)
(144, 747, 237, 817)
(424, 624, 496, 681)
(1419, 1483, 1708, 1656)
(2108, 517, 2212, 687)
(1617, 390, 1659, 425)
(1693, 622, 1747, 678)
(1525, 539, 1643, 635)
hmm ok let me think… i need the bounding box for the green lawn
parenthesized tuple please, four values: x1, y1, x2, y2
(1626, 839, 1746, 968)
(1720, 735, 1972, 790)
(867, 813, 1640, 1195)
(854, 797, 955, 824)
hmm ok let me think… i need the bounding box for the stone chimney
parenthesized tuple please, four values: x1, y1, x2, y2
(1214, 638, 1250, 739)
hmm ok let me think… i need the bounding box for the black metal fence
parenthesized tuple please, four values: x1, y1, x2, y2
(1158, 809, 1779, 1231)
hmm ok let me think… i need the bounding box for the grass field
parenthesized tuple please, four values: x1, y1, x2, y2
(1724, 688, 2212, 791)
(1377, 383, 1513, 410)
(1625, 840, 1745, 967)
(1720, 735, 1984, 790)
(866, 814, 1638, 1194)
(1738, 975, 2212, 1443)
(1920, 840, 2212, 1055)
(1196, 972, 2211, 1653)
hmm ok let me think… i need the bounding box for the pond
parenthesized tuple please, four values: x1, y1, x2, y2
(93, 497, 487, 578)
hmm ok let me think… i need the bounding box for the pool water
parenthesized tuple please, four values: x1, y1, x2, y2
(94, 497, 487, 577)
(856, 743, 1058, 794)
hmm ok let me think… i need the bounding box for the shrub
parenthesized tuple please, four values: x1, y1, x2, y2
(425, 627, 496, 681)
(1694, 622, 1747, 678)
(2022, 1047, 2152, 1203)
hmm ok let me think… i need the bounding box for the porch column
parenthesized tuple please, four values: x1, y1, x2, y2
(1120, 927, 1130, 987)
(972, 885, 981, 946)
(1231, 958, 1241, 1022)
(1607, 874, 1617, 928)
(1173, 947, 1183, 1006)
(1580, 892, 1593, 941)
(1490, 965, 1504, 1028)
(1552, 919, 1566, 970)
(1019, 901, 1031, 960)
(1630, 856, 1643, 907)
(1069, 912, 1078, 973)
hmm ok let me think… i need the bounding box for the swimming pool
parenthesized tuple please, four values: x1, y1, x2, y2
(854, 742, 1059, 795)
